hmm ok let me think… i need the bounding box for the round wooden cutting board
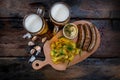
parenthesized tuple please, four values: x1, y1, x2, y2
(32, 20, 101, 71)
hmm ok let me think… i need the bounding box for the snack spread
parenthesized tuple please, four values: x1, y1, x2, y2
(23, 20, 100, 71)
(22, 2, 100, 71)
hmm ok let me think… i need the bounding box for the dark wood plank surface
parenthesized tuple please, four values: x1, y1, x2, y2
(0, 58, 119, 80)
(0, 0, 120, 80)
(0, 0, 119, 18)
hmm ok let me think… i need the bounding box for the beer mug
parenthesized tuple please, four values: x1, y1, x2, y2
(23, 7, 48, 36)
(49, 2, 70, 35)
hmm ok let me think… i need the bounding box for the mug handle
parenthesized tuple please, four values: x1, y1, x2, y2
(53, 25, 59, 35)
(37, 7, 45, 17)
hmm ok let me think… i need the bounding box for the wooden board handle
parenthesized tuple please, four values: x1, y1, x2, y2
(32, 60, 48, 70)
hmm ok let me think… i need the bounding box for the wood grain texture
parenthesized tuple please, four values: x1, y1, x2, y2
(0, 58, 119, 80)
(91, 20, 120, 57)
(0, 0, 119, 18)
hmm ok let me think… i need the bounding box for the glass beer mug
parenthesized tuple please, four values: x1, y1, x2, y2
(49, 2, 70, 35)
(23, 7, 48, 37)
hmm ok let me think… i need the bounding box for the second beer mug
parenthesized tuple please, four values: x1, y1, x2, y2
(23, 8, 48, 36)
(49, 2, 70, 35)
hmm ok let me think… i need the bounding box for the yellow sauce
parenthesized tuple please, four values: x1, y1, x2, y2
(63, 23, 78, 39)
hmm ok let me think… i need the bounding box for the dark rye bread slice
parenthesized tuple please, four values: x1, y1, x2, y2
(76, 24, 85, 49)
(82, 24, 91, 51)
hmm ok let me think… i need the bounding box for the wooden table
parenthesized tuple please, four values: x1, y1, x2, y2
(0, 0, 120, 80)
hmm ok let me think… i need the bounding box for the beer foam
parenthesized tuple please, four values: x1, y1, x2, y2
(51, 3, 69, 22)
(24, 14, 43, 33)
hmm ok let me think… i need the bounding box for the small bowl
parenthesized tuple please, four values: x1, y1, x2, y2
(63, 23, 78, 39)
